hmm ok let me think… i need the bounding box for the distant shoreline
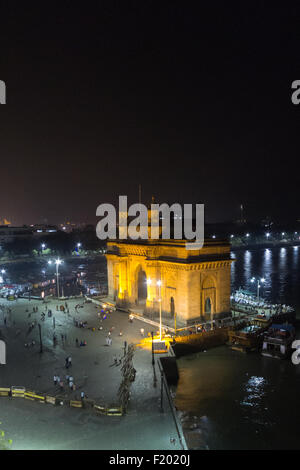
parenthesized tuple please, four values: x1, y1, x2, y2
(231, 240, 300, 251)
(0, 253, 106, 266)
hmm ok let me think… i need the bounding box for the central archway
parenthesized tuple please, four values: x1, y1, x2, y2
(205, 297, 211, 314)
(170, 297, 175, 317)
(137, 269, 147, 304)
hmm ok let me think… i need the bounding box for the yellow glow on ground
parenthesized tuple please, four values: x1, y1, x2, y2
(137, 335, 173, 350)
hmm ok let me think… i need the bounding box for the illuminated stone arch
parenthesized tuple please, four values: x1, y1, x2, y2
(201, 275, 217, 318)
(134, 264, 148, 305)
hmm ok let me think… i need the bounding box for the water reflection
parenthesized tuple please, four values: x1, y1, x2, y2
(231, 246, 300, 311)
(177, 246, 300, 450)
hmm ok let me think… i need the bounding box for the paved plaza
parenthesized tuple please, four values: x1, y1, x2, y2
(0, 297, 183, 450)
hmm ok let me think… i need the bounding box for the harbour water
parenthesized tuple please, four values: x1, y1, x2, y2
(175, 245, 300, 450)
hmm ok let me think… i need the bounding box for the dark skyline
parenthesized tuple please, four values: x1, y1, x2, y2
(0, 2, 299, 226)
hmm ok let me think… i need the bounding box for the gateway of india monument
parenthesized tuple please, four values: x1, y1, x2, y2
(105, 203, 233, 326)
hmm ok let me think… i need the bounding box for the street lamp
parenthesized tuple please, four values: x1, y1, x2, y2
(0, 269, 5, 284)
(251, 277, 265, 301)
(48, 259, 63, 298)
(157, 280, 162, 340)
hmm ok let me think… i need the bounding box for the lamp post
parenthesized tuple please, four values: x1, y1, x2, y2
(48, 259, 63, 298)
(38, 323, 43, 353)
(151, 331, 154, 365)
(157, 280, 162, 340)
(251, 277, 265, 301)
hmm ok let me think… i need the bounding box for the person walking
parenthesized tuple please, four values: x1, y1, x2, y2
(68, 356, 72, 367)
(59, 380, 64, 391)
(140, 328, 144, 337)
(80, 391, 85, 400)
(75, 338, 79, 347)
(54, 375, 57, 386)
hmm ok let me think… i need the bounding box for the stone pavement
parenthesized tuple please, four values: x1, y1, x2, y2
(0, 297, 183, 450)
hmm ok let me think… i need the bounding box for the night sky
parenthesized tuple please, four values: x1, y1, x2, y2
(0, 2, 299, 225)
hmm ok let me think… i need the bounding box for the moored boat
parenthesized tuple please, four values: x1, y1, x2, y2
(261, 323, 296, 359)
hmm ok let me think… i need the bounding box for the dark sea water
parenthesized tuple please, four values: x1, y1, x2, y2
(175, 246, 300, 450)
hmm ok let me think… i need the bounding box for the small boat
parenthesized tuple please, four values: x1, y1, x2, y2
(261, 323, 296, 359)
(228, 320, 270, 353)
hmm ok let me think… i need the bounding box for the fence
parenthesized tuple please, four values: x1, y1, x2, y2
(0, 386, 124, 416)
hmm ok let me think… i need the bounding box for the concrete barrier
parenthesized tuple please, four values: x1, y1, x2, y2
(106, 406, 123, 416)
(11, 386, 25, 398)
(2, 385, 123, 418)
(94, 404, 107, 415)
(24, 391, 45, 403)
(45, 395, 56, 405)
(70, 400, 83, 408)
